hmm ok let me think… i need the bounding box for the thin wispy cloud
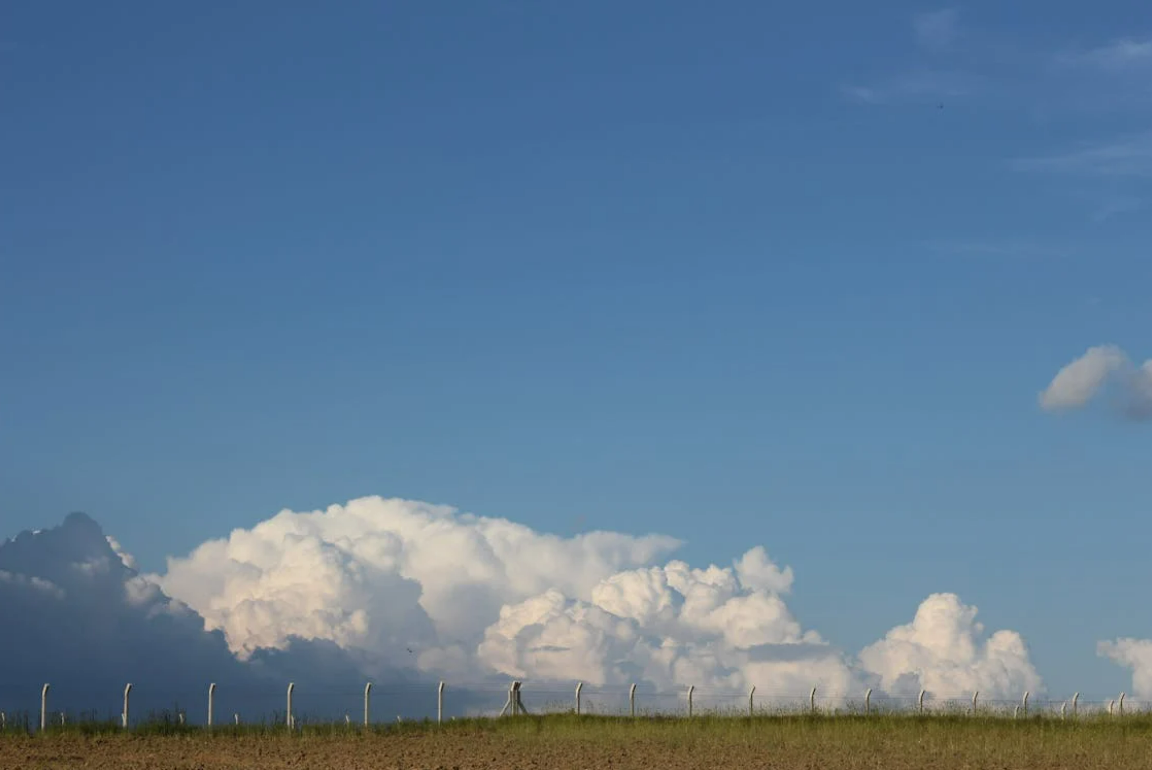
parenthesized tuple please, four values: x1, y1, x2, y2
(1090, 195, 1144, 222)
(843, 9, 975, 105)
(924, 239, 1071, 261)
(843, 69, 978, 105)
(1056, 37, 1152, 72)
(843, 14, 1152, 116)
(1011, 133, 1152, 178)
(914, 8, 960, 52)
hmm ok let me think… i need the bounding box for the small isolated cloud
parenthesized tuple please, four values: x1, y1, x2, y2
(914, 9, 960, 52)
(1012, 133, 1152, 178)
(858, 593, 1043, 700)
(1038, 344, 1152, 420)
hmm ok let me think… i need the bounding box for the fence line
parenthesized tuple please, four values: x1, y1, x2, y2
(0, 680, 1143, 733)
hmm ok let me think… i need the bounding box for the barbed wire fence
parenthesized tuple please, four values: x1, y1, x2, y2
(0, 680, 1143, 734)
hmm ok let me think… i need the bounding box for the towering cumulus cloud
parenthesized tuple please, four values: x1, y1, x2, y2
(1039, 344, 1152, 419)
(154, 497, 681, 678)
(476, 552, 859, 697)
(147, 496, 1043, 701)
(0, 497, 1047, 716)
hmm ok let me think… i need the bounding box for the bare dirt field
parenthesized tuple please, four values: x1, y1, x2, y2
(5, 717, 1152, 770)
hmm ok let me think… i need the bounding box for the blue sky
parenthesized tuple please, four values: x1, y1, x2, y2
(2, 1, 1151, 698)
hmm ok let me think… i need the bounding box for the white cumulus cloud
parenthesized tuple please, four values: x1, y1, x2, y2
(476, 557, 844, 696)
(857, 593, 1043, 700)
(150, 496, 1044, 702)
(154, 496, 681, 669)
(1098, 638, 1152, 699)
(1039, 344, 1152, 419)
(106, 535, 137, 570)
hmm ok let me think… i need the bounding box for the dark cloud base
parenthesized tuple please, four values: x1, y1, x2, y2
(0, 513, 494, 724)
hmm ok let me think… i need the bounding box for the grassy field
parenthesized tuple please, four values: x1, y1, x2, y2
(3, 713, 1152, 768)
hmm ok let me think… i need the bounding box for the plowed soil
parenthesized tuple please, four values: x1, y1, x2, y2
(5, 725, 1152, 770)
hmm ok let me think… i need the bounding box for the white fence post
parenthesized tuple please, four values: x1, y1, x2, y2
(971, 691, 978, 716)
(122, 683, 132, 729)
(502, 681, 524, 717)
(1014, 705, 1020, 719)
(208, 683, 216, 728)
(1022, 691, 1029, 719)
(918, 689, 925, 715)
(40, 684, 49, 733)
(1061, 701, 1067, 720)
(865, 688, 872, 716)
(629, 683, 636, 718)
(286, 682, 294, 728)
(687, 685, 694, 718)
(575, 682, 583, 715)
(438, 681, 445, 725)
(810, 686, 817, 715)
(364, 683, 372, 727)
(749, 685, 756, 718)
(1119, 692, 1126, 717)
(1072, 692, 1079, 718)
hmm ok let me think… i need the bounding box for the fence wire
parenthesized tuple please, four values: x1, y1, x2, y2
(0, 680, 1144, 731)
